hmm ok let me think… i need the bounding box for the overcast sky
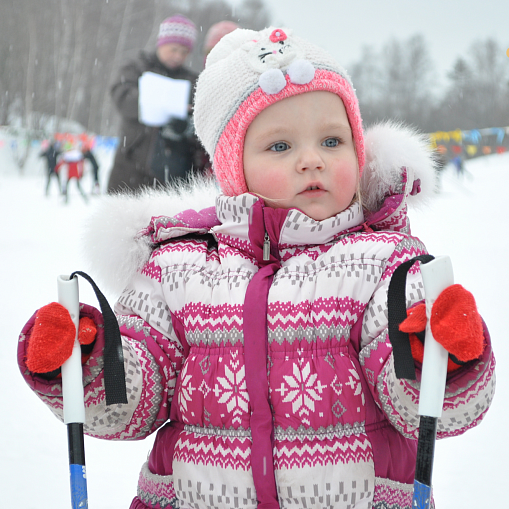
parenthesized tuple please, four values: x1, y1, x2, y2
(231, 0, 509, 90)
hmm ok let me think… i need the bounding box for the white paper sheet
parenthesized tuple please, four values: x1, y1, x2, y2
(138, 71, 191, 127)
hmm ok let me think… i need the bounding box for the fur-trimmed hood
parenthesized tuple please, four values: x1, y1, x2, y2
(81, 122, 436, 296)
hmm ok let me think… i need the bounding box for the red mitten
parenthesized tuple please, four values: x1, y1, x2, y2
(398, 303, 428, 367)
(399, 285, 485, 372)
(26, 302, 97, 374)
(430, 284, 484, 363)
(78, 317, 97, 345)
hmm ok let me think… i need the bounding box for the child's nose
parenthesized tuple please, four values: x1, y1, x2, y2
(297, 148, 325, 172)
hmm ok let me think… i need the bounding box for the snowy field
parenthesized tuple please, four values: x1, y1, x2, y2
(1, 133, 507, 508)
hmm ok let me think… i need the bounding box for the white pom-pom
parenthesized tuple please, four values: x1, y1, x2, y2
(258, 68, 287, 95)
(288, 59, 315, 85)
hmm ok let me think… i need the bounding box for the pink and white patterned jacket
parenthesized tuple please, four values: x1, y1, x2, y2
(18, 123, 495, 509)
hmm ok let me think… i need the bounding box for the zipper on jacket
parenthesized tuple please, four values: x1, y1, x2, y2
(263, 231, 270, 261)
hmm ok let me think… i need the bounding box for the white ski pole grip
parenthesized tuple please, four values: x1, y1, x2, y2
(419, 256, 454, 417)
(58, 275, 86, 425)
(58, 274, 89, 508)
(388, 254, 455, 509)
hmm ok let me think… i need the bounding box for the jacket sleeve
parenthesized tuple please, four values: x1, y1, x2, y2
(18, 256, 186, 441)
(110, 58, 143, 122)
(358, 235, 496, 440)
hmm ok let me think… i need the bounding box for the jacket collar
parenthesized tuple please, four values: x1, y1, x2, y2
(81, 122, 436, 296)
(212, 193, 365, 250)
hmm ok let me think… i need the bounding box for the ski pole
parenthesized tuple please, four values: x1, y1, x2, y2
(412, 256, 454, 509)
(58, 274, 88, 509)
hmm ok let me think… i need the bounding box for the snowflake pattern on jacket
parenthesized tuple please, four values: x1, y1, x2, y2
(18, 123, 495, 509)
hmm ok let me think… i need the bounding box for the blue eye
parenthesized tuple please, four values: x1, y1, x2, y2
(270, 142, 289, 152)
(323, 138, 340, 148)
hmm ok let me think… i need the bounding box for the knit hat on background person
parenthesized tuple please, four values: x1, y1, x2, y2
(193, 26, 365, 197)
(203, 21, 240, 54)
(157, 14, 197, 50)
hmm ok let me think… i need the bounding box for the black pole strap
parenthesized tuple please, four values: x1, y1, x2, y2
(70, 271, 128, 405)
(387, 255, 435, 380)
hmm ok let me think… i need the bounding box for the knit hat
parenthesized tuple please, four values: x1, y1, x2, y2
(193, 27, 365, 197)
(203, 21, 240, 54)
(157, 14, 197, 50)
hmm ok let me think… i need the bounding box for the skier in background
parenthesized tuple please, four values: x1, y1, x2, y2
(452, 154, 465, 177)
(82, 142, 101, 194)
(19, 26, 494, 509)
(39, 139, 61, 196)
(56, 148, 88, 204)
(107, 14, 206, 193)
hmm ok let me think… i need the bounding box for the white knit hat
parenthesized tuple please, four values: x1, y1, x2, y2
(193, 27, 365, 196)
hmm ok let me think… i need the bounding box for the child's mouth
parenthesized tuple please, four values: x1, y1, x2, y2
(300, 185, 325, 196)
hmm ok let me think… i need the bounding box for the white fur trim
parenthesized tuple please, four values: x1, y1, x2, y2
(80, 124, 436, 296)
(80, 176, 218, 297)
(361, 121, 437, 211)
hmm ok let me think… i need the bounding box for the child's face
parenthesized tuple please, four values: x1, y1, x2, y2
(243, 91, 358, 221)
(156, 43, 190, 69)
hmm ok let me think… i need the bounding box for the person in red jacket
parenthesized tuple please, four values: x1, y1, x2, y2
(56, 148, 88, 203)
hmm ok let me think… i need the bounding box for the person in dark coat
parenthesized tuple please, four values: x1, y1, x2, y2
(107, 14, 206, 193)
(82, 143, 101, 194)
(39, 140, 61, 195)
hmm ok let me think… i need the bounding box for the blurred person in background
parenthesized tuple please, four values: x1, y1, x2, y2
(39, 139, 62, 196)
(81, 142, 101, 194)
(107, 14, 206, 193)
(195, 21, 241, 175)
(203, 20, 240, 61)
(56, 147, 88, 204)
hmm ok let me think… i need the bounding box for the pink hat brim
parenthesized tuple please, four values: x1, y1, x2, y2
(213, 70, 365, 196)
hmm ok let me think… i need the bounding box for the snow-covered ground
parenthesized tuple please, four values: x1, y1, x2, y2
(1, 133, 507, 508)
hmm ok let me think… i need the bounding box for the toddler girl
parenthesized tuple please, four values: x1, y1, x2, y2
(19, 27, 495, 509)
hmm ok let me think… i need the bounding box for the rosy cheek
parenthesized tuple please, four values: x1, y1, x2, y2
(248, 171, 287, 199)
(332, 160, 358, 186)
(267, 176, 288, 198)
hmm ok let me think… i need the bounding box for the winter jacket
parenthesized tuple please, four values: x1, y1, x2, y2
(39, 144, 60, 172)
(83, 149, 99, 176)
(56, 160, 84, 180)
(19, 123, 495, 509)
(107, 51, 206, 193)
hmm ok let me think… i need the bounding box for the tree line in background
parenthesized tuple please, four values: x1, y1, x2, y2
(351, 34, 509, 133)
(1, 1, 508, 139)
(0, 0, 269, 136)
